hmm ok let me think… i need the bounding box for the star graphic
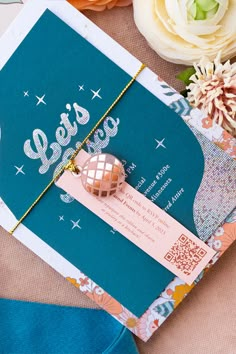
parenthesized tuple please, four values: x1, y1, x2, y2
(35, 94, 46, 106)
(155, 138, 166, 149)
(71, 219, 82, 230)
(90, 88, 102, 100)
(78, 84, 85, 91)
(14, 165, 25, 175)
(59, 216, 64, 221)
(23, 91, 29, 97)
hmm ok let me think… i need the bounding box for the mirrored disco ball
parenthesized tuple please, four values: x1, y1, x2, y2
(81, 153, 125, 197)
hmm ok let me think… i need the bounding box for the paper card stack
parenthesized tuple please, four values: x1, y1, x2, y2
(0, 1, 235, 341)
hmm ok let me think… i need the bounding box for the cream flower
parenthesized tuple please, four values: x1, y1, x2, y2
(133, 0, 236, 65)
(187, 53, 236, 136)
(68, 0, 132, 11)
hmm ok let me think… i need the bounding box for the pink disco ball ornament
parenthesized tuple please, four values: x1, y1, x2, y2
(81, 154, 125, 197)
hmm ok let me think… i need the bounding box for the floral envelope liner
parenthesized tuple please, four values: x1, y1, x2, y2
(65, 87, 236, 341)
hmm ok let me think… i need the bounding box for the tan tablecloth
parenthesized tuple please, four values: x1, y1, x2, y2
(0, 5, 235, 353)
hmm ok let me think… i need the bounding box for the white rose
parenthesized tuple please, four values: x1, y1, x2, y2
(133, 0, 236, 65)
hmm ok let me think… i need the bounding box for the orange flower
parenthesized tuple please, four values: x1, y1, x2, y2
(137, 309, 158, 341)
(202, 116, 213, 129)
(221, 130, 234, 150)
(79, 277, 89, 287)
(215, 223, 236, 256)
(86, 290, 123, 315)
(66, 277, 80, 288)
(171, 283, 195, 308)
(68, 0, 132, 11)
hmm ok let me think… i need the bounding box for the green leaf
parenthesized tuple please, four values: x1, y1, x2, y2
(176, 67, 196, 86)
(180, 89, 189, 98)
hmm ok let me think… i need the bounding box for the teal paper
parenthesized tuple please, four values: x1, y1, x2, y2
(1, 10, 234, 317)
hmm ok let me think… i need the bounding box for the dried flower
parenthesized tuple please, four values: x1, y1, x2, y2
(187, 53, 236, 136)
(68, 0, 132, 11)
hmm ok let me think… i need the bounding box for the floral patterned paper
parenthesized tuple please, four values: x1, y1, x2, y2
(65, 86, 236, 341)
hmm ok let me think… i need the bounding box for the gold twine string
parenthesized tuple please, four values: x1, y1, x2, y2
(9, 63, 146, 235)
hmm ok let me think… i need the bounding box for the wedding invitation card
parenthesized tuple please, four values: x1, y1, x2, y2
(0, 1, 235, 341)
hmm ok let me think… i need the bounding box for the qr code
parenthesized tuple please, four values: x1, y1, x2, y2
(164, 235, 207, 276)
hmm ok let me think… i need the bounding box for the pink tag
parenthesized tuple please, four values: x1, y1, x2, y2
(57, 150, 215, 285)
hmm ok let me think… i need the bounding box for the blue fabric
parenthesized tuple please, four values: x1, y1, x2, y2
(0, 298, 138, 354)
